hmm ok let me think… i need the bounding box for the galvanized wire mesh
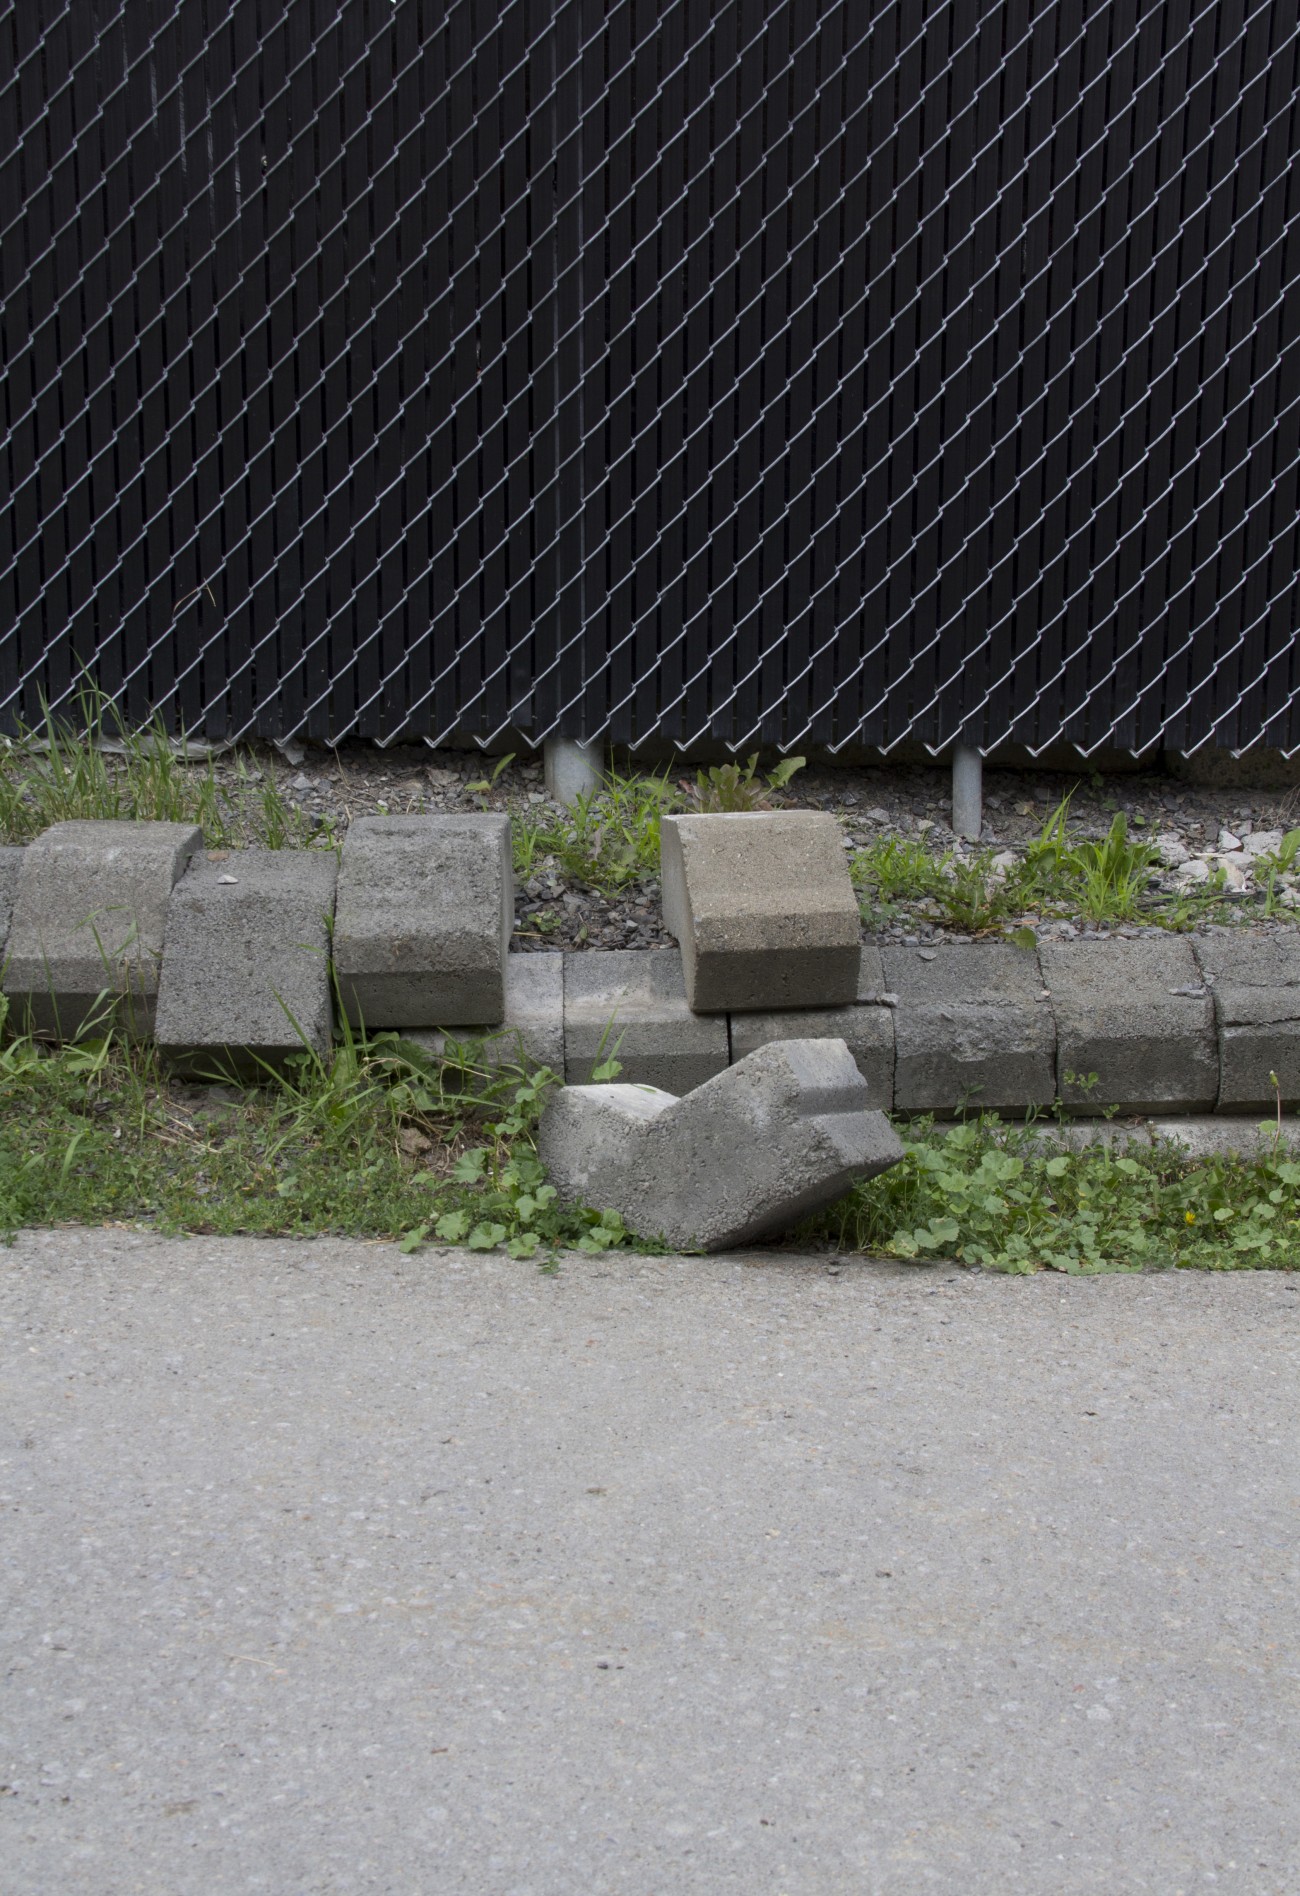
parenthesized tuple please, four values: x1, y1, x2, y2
(3, 0, 1300, 756)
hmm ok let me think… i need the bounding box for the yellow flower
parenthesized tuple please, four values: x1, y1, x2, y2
(1185, 1210, 1196, 1225)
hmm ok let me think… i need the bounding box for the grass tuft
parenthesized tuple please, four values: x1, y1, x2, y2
(513, 769, 681, 894)
(0, 996, 639, 1263)
(0, 687, 333, 851)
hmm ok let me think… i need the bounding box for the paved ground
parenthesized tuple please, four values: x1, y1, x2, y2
(2, 1231, 1298, 1895)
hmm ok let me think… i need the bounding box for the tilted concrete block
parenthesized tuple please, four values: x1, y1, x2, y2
(1, 820, 200, 1037)
(563, 948, 728, 1092)
(660, 811, 861, 1012)
(728, 947, 894, 1107)
(538, 1037, 904, 1251)
(154, 851, 337, 1075)
(333, 814, 511, 1027)
(399, 952, 564, 1075)
(0, 846, 23, 964)
(1040, 934, 1217, 1114)
(1193, 932, 1300, 1110)
(883, 940, 1055, 1114)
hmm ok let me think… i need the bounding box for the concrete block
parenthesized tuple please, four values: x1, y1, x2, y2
(660, 811, 861, 1012)
(538, 1037, 904, 1251)
(883, 940, 1055, 1114)
(154, 851, 337, 1075)
(1040, 935, 1218, 1114)
(728, 948, 894, 1107)
(563, 948, 729, 1092)
(0, 846, 23, 963)
(1193, 933, 1300, 1109)
(333, 814, 511, 1027)
(1149, 1115, 1300, 1158)
(1, 820, 200, 1037)
(399, 953, 564, 1075)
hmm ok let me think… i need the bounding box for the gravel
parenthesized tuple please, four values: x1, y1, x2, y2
(204, 743, 1300, 952)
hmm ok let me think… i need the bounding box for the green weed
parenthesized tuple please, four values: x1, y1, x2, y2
(513, 768, 681, 894)
(0, 685, 336, 853)
(0, 1006, 640, 1263)
(810, 1115, 1300, 1272)
(1258, 827, 1300, 917)
(690, 752, 806, 813)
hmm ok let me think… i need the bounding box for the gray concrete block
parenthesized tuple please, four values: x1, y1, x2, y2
(728, 952, 894, 1107)
(1040, 934, 1218, 1114)
(399, 953, 564, 1075)
(538, 1037, 904, 1251)
(1, 820, 200, 1038)
(1150, 1115, 1300, 1157)
(563, 948, 729, 1092)
(1193, 932, 1300, 1110)
(883, 940, 1055, 1114)
(333, 814, 511, 1027)
(660, 811, 861, 1012)
(154, 851, 337, 1075)
(0, 846, 23, 964)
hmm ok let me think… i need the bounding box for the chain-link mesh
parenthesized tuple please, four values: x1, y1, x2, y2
(3, 0, 1300, 756)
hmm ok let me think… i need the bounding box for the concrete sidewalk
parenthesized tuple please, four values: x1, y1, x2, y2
(2, 1231, 1298, 1895)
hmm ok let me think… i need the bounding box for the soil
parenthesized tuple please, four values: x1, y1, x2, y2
(213, 741, 1300, 953)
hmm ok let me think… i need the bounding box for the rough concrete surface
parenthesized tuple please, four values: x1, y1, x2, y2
(1040, 935, 1218, 1114)
(333, 814, 512, 1028)
(660, 812, 861, 1012)
(154, 850, 337, 1074)
(0, 843, 23, 959)
(563, 948, 729, 1092)
(402, 951, 564, 1074)
(730, 949, 896, 1109)
(1, 820, 200, 1038)
(2, 1231, 1299, 1895)
(884, 941, 1057, 1114)
(540, 1038, 903, 1249)
(1194, 933, 1300, 1110)
(728, 1003, 894, 1109)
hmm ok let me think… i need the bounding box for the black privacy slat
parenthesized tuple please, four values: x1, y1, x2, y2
(2, 0, 1299, 756)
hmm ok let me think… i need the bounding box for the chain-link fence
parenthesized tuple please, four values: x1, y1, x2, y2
(3, 0, 1300, 756)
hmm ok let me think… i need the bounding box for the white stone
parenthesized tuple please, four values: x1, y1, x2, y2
(1176, 858, 1211, 883)
(1244, 830, 1285, 857)
(1217, 828, 1242, 852)
(1155, 832, 1190, 867)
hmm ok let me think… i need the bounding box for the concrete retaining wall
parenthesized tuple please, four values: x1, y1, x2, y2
(2, 823, 1298, 1117)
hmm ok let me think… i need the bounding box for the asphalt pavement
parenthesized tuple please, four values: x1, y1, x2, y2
(2, 1229, 1298, 1894)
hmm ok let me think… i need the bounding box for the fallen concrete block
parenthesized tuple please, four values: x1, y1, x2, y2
(1, 820, 200, 1037)
(0, 846, 23, 964)
(400, 952, 563, 1075)
(154, 851, 337, 1075)
(563, 948, 728, 1092)
(728, 947, 894, 1107)
(883, 940, 1055, 1114)
(1040, 935, 1217, 1113)
(538, 1037, 904, 1251)
(333, 814, 511, 1026)
(1193, 932, 1300, 1109)
(660, 811, 861, 1012)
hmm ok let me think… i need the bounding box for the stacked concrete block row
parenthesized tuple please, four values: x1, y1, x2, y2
(0, 815, 1299, 1115)
(0, 815, 521, 1075)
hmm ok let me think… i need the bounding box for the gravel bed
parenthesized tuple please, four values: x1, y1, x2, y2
(212, 742, 1300, 951)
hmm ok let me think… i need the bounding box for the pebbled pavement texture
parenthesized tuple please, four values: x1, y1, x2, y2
(2, 1230, 1299, 1895)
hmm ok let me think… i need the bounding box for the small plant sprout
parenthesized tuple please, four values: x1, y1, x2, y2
(465, 753, 516, 801)
(689, 753, 806, 813)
